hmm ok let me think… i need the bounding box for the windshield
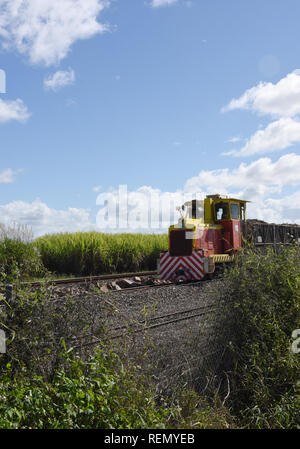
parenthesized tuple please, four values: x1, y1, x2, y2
(185, 200, 204, 219)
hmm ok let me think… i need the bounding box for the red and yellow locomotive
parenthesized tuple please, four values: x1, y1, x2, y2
(158, 194, 248, 281)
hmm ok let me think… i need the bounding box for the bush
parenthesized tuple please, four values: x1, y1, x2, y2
(0, 350, 169, 429)
(0, 238, 46, 283)
(214, 245, 300, 428)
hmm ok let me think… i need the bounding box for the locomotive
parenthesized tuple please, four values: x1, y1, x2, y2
(157, 194, 248, 281)
(158, 193, 300, 282)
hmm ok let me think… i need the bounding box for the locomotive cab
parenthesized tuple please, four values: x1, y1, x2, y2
(213, 197, 248, 253)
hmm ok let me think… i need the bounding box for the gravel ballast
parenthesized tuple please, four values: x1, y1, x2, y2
(39, 279, 224, 393)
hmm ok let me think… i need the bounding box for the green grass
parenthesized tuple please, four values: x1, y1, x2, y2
(35, 232, 168, 276)
(0, 228, 168, 281)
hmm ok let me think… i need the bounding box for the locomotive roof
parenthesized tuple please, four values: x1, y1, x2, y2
(182, 196, 250, 207)
(219, 197, 250, 203)
(206, 195, 250, 203)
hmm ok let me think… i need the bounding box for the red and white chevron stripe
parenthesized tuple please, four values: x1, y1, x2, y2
(158, 250, 205, 281)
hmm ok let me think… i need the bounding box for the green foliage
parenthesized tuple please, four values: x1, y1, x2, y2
(35, 232, 168, 276)
(214, 245, 300, 428)
(0, 228, 168, 282)
(165, 389, 236, 429)
(0, 350, 237, 430)
(0, 350, 169, 429)
(0, 238, 46, 283)
(0, 284, 103, 378)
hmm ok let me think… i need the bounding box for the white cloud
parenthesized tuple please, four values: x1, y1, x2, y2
(0, 168, 22, 183)
(2, 155, 299, 237)
(184, 154, 300, 224)
(222, 69, 300, 118)
(94, 154, 300, 232)
(0, 0, 111, 66)
(222, 70, 300, 157)
(261, 191, 300, 223)
(0, 98, 30, 123)
(184, 153, 300, 199)
(0, 198, 92, 237)
(150, 0, 178, 8)
(224, 118, 300, 157)
(184, 153, 300, 224)
(44, 68, 75, 91)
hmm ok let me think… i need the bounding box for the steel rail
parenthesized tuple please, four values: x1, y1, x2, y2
(95, 280, 196, 294)
(0, 270, 157, 289)
(0, 274, 208, 297)
(68, 305, 216, 349)
(110, 304, 215, 333)
(110, 308, 216, 339)
(35, 303, 216, 344)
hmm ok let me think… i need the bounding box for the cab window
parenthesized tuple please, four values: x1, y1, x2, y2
(186, 200, 204, 219)
(230, 203, 239, 220)
(215, 202, 229, 220)
(240, 204, 245, 221)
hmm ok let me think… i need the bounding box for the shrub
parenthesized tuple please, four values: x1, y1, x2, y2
(0, 238, 46, 283)
(0, 350, 169, 429)
(213, 245, 300, 428)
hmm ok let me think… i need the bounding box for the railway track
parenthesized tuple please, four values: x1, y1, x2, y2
(109, 303, 216, 339)
(37, 302, 216, 350)
(65, 303, 216, 350)
(17, 270, 158, 288)
(2, 271, 217, 349)
(0, 270, 211, 299)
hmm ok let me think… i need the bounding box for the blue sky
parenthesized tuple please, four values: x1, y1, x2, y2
(0, 0, 300, 236)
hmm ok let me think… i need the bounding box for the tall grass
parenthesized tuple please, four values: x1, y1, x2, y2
(0, 226, 168, 281)
(0, 223, 34, 243)
(35, 232, 168, 276)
